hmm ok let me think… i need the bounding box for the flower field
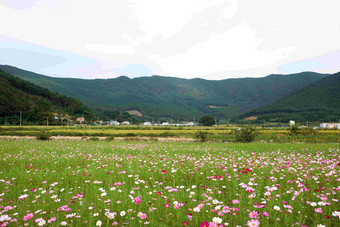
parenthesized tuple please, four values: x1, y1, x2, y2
(0, 140, 339, 226)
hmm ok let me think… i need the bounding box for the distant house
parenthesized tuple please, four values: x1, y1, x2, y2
(320, 123, 340, 129)
(108, 120, 120, 125)
(185, 122, 195, 126)
(76, 117, 85, 123)
(143, 122, 152, 126)
(161, 122, 169, 126)
(121, 121, 130, 125)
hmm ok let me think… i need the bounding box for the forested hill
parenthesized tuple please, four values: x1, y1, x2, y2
(0, 69, 92, 125)
(241, 72, 340, 122)
(0, 65, 327, 122)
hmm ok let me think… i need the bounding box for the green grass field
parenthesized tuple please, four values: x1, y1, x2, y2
(0, 140, 339, 226)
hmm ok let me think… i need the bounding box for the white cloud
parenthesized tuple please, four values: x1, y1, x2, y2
(86, 43, 135, 55)
(0, 0, 340, 79)
(148, 24, 297, 78)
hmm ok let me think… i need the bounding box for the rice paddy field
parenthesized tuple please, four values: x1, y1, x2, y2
(0, 125, 339, 143)
(0, 140, 339, 227)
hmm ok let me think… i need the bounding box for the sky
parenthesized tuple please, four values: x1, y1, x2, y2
(0, 0, 340, 80)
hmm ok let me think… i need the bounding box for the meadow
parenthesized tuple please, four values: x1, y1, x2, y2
(0, 140, 339, 226)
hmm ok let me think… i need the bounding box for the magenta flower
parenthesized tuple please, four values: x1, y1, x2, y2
(200, 221, 210, 227)
(262, 211, 269, 217)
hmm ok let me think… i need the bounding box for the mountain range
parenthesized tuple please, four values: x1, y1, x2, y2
(241, 71, 340, 123)
(0, 65, 330, 123)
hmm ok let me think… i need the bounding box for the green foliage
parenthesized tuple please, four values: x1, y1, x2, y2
(36, 132, 51, 140)
(199, 115, 215, 126)
(194, 130, 209, 142)
(0, 65, 326, 121)
(234, 126, 258, 142)
(0, 69, 93, 125)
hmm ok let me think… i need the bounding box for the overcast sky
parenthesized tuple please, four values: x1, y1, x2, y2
(1, 0, 340, 80)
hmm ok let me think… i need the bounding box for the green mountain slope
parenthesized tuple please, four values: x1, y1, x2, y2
(0, 69, 92, 125)
(0, 65, 328, 121)
(241, 72, 340, 122)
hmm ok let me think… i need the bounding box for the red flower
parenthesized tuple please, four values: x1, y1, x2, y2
(182, 221, 189, 226)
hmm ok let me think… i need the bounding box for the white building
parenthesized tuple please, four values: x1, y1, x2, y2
(143, 122, 152, 126)
(161, 122, 170, 126)
(320, 123, 340, 129)
(121, 121, 130, 125)
(108, 120, 120, 125)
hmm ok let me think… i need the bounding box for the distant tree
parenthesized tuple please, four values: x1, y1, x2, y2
(199, 115, 215, 126)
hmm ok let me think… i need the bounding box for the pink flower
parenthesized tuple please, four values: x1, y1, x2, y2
(23, 213, 33, 221)
(232, 199, 239, 204)
(164, 203, 170, 208)
(247, 219, 260, 227)
(315, 208, 323, 213)
(249, 211, 259, 219)
(262, 211, 269, 217)
(112, 222, 118, 225)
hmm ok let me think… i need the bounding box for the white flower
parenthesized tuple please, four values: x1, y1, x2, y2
(60, 221, 67, 226)
(212, 217, 223, 224)
(106, 212, 115, 219)
(96, 220, 102, 226)
(93, 213, 99, 217)
(212, 199, 219, 204)
(120, 211, 126, 216)
(37, 220, 46, 226)
(332, 211, 340, 218)
(310, 202, 317, 207)
(193, 207, 200, 212)
(274, 205, 280, 211)
(317, 225, 326, 227)
(318, 201, 326, 206)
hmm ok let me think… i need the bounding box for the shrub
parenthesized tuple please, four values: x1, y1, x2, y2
(106, 136, 115, 141)
(89, 137, 100, 141)
(234, 126, 258, 142)
(288, 125, 300, 136)
(194, 130, 209, 142)
(36, 132, 51, 141)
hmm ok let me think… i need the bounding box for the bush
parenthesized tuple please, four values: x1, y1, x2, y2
(106, 136, 114, 141)
(36, 132, 51, 141)
(234, 126, 258, 142)
(89, 137, 100, 141)
(194, 130, 209, 142)
(288, 125, 300, 136)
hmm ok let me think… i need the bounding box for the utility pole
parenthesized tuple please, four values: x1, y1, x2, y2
(20, 111, 22, 126)
(47, 117, 49, 126)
